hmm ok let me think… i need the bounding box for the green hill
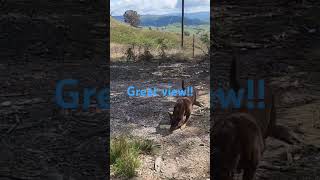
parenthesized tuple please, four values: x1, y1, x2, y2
(144, 24, 209, 35)
(110, 17, 195, 49)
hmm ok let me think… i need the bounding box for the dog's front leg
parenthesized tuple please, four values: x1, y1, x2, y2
(181, 123, 187, 129)
(181, 113, 190, 129)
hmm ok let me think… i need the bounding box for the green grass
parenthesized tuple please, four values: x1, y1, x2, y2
(110, 17, 196, 49)
(132, 139, 155, 155)
(145, 23, 210, 35)
(110, 136, 156, 178)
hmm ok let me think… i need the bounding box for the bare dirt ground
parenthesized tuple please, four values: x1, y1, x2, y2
(0, 1, 109, 179)
(212, 1, 320, 179)
(110, 59, 210, 179)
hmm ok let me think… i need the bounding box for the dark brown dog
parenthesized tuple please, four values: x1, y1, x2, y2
(212, 54, 300, 180)
(228, 54, 299, 143)
(168, 80, 202, 131)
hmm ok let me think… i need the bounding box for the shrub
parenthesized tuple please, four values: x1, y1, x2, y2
(156, 38, 171, 59)
(196, 33, 210, 56)
(138, 49, 154, 61)
(125, 46, 136, 62)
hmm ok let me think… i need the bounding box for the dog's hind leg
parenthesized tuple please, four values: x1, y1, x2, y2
(181, 113, 191, 129)
(193, 101, 203, 107)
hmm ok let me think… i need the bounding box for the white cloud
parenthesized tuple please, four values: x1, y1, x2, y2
(176, 0, 210, 8)
(110, 0, 209, 16)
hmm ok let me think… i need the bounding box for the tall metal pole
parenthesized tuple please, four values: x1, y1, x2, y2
(181, 0, 184, 48)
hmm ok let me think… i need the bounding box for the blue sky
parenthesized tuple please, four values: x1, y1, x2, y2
(110, 0, 210, 16)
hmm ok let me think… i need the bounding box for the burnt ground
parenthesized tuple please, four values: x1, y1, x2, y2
(212, 1, 320, 179)
(0, 1, 109, 180)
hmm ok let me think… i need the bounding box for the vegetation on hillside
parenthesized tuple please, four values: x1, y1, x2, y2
(112, 13, 208, 27)
(110, 17, 199, 49)
(144, 23, 209, 35)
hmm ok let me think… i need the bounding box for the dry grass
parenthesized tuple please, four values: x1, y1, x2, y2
(110, 136, 156, 178)
(111, 43, 206, 61)
(110, 16, 208, 61)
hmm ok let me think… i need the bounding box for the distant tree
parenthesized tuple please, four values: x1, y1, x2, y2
(123, 10, 140, 27)
(184, 31, 190, 36)
(149, 27, 152, 30)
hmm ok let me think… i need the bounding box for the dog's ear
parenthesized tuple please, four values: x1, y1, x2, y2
(168, 112, 173, 120)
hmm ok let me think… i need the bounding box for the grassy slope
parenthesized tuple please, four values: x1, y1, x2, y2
(145, 24, 210, 35)
(110, 17, 195, 49)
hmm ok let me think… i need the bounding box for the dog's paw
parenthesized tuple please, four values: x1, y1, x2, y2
(181, 123, 187, 129)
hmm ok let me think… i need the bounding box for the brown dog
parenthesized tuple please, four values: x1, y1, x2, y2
(168, 80, 201, 131)
(212, 54, 300, 180)
(228, 54, 299, 143)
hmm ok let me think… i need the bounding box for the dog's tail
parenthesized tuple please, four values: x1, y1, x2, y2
(230, 52, 240, 91)
(181, 80, 193, 98)
(182, 80, 203, 107)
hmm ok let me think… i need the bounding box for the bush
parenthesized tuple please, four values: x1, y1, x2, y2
(138, 49, 154, 61)
(197, 33, 210, 56)
(156, 38, 171, 59)
(125, 46, 136, 62)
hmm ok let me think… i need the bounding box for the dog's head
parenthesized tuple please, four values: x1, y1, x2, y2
(168, 112, 185, 131)
(168, 103, 185, 131)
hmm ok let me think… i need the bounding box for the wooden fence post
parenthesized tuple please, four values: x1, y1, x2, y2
(193, 34, 195, 58)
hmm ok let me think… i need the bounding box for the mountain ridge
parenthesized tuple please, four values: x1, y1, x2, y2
(112, 11, 209, 27)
